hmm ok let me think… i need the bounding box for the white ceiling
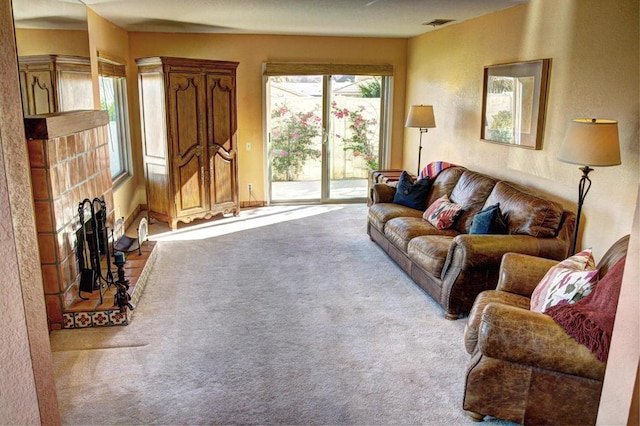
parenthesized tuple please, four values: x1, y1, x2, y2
(12, 0, 529, 38)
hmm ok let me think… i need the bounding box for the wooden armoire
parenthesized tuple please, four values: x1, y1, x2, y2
(18, 54, 93, 116)
(136, 57, 240, 229)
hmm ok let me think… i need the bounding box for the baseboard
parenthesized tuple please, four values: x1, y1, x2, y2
(122, 204, 145, 231)
(240, 200, 267, 208)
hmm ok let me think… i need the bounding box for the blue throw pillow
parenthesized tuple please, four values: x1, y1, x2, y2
(392, 171, 432, 211)
(469, 203, 508, 234)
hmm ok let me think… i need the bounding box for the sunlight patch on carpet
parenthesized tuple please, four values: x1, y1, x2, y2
(151, 205, 345, 241)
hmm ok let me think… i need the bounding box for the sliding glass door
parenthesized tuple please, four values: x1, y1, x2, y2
(265, 67, 390, 203)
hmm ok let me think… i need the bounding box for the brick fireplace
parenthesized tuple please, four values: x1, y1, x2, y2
(25, 110, 114, 330)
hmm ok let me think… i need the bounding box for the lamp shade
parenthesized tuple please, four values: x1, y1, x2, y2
(557, 118, 621, 167)
(405, 105, 436, 128)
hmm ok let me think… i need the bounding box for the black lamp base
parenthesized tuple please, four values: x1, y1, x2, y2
(570, 166, 593, 255)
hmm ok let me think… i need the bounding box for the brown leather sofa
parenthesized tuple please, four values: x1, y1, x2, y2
(367, 166, 576, 319)
(462, 235, 629, 425)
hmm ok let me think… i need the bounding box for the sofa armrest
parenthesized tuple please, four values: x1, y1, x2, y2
(478, 303, 606, 381)
(371, 183, 396, 204)
(446, 234, 545, 273)
(496, 252, 558, 297)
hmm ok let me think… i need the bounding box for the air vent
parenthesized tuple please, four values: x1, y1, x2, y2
(423, 19, 456, 27)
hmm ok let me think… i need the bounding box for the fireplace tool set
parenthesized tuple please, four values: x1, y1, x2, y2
(77, 197, 148, 313)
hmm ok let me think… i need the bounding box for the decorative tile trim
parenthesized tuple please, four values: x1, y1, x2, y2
(74, 312, 92, 328)
(109, 309, 128, 326)
(63, 313, 75, 329)
(62, 308, 131, 328)
(92, 311, 110, 326)
(129, 246, 158, 309)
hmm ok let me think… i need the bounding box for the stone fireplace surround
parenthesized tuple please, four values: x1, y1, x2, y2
(25, 110, 115, 330)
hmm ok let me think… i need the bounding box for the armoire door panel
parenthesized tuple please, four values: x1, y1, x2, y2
(27, 72, 55, 115)
(57, 71, 94, 111)
(145, 162, 170, 217)
(169, 74, 205, 158)
(169, 72, 207, 216)
(212, 154, 234, 204)
(175, 154, 206, 214)
(208, 75, 235, 151)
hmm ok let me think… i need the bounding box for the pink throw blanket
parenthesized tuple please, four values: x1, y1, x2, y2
(418, 161, 458, 180)
(546, 256, 626, 362)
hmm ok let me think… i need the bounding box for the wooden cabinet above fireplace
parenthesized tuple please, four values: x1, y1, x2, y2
(136, 56, 240, 229)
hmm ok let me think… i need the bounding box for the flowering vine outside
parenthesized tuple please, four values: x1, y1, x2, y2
(270, 104, 322, 181)
(330, 101, 379, 171)
(270, 100, 379, 181)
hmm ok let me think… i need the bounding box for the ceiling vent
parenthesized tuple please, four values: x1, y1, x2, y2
(423, 19, 456, 27)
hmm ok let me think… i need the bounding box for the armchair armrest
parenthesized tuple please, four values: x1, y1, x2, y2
(371, 183, 396, 204)
(478, 303, 606, 381)
(496, 252, 558, 297)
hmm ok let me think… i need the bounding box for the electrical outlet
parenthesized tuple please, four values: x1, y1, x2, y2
(248, 183, 253, 192)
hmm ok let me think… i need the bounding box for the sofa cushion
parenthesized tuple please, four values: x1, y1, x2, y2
(423, 194, 463, 230)
(408, 235, 454, 278)
(469, 203, 508, 235)
(368, 203, 424, 233)
(425, 166, 466, 207)
(483, 181, 564, 237)
(392, 171, 432, 210)
(384, 217, 459, 252)
(449, 171, 497, 233)
(530, 248, 598, 313)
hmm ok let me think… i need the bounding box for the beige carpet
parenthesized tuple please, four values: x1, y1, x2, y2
(50, 204, 511, 425)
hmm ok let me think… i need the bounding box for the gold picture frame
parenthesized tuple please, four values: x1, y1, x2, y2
(481, 59, 550, 149)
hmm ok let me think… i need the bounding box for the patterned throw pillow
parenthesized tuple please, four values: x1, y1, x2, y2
(392, 171, 432, 211)
(530, 248, 599, 313)
(423, 194, 464, 230)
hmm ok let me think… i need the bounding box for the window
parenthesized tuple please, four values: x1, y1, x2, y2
(98, 56, 131, 183)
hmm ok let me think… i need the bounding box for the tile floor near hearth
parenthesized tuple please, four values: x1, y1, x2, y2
(62, 220, 157, 329)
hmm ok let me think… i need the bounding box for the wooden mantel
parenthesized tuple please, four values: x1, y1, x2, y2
(23, 110, 109, 140)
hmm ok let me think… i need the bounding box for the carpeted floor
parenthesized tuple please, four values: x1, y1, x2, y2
(50, 204, 511, 425)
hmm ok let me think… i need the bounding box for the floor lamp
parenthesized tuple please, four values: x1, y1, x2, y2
(557, 118, 621, 255)
(405, 105, 436, 176)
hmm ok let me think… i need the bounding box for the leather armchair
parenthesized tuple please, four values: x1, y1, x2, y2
(462, 235, 629, 425)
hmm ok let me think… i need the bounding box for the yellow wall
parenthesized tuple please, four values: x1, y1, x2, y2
(87, 9, 146, 223)
(15, 28, 90, 56)
(405, 0, 639, 259)
(126, 32, 408, 203)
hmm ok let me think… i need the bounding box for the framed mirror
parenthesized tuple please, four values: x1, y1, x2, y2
(481, 59, 550, 149)
(12, 0, 93, 115)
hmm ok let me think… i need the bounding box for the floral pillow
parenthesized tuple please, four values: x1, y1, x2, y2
(530, 248, 599, 313)
(423, 194, 463, 230)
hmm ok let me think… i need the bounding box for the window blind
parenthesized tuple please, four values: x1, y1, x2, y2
(97, 52, 126, 78)
(263, 62, 393, 76)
